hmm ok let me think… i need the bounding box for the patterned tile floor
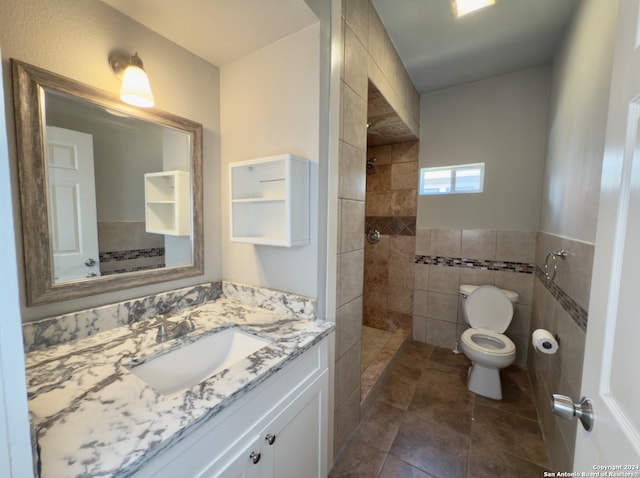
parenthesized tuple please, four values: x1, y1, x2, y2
(330, 341, 551, 478)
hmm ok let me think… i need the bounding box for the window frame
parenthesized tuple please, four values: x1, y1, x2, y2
(419, 162, 485, 196)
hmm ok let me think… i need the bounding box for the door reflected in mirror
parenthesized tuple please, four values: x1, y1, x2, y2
(44, 91, 193, 284)
(12, 59, 204, 305)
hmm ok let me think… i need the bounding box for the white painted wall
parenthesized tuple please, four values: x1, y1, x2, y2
(539, 0, 618, 243)
(0, 47, 35, 478)
(220, 24, 321, 298)
(417, 66, 551, 231)
(0, 0, 221, 321)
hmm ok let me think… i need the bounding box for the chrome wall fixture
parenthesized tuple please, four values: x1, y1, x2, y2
(544, 249, 569, 281)
(366, 229, 381, 244)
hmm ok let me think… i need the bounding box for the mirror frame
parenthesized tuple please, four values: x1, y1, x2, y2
(11, 59, 204, 305)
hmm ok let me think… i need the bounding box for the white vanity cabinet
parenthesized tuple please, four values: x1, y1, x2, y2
(144, 170, 190, 236)
(229, 154, 309, 247)
(131, 337, 329, 478)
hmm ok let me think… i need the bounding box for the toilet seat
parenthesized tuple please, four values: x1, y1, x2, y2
(461, 328, 515, 355)
(464, 285, 513, 332)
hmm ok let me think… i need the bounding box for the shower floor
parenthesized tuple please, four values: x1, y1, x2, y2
(360, 325, 410, 413)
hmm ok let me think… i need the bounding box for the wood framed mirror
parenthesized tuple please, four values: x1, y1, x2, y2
(11, 59, 204, 305)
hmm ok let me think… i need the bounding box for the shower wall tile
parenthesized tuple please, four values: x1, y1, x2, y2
(366, 164, 391, 192)
(390, 189, 417, 216)
(340, 199, 365, 253)
(335, 340, 362, 407)
(339, 141, 366, 201)
(345, 0, 369, 46)
(390, 161, 418, 190)
(334, 385, 361, 456)
(337, 297, 363, 359)
(392, 141, 419, 163)
(341, 83, 367, 150)
(338, 250, 365, 307)
(344, 24, 368, 100)
(367, 144, 392, 165)
(365, 191, 391, 216)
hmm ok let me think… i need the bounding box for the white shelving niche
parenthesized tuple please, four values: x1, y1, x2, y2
(144, 170, 191, 236)
(230, 154, 309, 247)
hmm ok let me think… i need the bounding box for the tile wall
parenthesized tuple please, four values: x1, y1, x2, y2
(97, 221, 165, 274)
(412, 228, 536, 368)
(529, 232, 593, 469)
(363, 141, 418, 332)
(334, 0, 420, 458)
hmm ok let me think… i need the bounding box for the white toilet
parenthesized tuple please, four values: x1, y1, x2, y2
(459, 284, 519, 400)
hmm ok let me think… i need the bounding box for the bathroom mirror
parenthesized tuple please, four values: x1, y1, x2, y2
(12, 59, 204, 305)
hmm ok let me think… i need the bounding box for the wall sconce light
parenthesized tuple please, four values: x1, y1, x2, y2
(109, 52, 155, 108)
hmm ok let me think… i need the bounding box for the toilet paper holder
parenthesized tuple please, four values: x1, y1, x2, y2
(544, 249, 569, 281)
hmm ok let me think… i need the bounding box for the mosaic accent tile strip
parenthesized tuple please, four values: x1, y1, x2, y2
(101, 263, 166, 275)
(414, 255, 536, 274)
(99, 247, 165, 263)
(365, 216, 416, 236)
(536, 267, 588, 332)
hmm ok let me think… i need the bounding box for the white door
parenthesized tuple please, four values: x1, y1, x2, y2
(46, 126, 100, 282)
(574, 0, 640, 469)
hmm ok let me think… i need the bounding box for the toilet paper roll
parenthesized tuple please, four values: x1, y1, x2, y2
(532, 329, 559, 354)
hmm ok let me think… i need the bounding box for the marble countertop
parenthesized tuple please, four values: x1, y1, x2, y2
(25, 297, 334, 478)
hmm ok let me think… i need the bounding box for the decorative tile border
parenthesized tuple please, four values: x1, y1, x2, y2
(101, 263, 166, 275)
(99, 247, 165, 263)
(366, 216, 416, 236)
(536, 267, 588, 332)
(414, 255, 536, 274)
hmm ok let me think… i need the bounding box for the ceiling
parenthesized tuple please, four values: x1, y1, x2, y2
(102, 0, 581, 93)
(101, 0, 318, 66)
(372, 0, 582, 94)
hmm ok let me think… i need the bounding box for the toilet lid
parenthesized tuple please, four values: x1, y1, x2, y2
(465, 285, 513, 332)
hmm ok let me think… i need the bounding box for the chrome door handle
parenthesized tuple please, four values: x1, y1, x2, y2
(551, 394, 594, 431)
(84, 258, 96, 267)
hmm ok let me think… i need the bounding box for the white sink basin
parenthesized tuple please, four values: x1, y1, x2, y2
(127, 327, 270, 395)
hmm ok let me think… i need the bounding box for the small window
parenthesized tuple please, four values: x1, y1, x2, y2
(419, 163, 484, 195)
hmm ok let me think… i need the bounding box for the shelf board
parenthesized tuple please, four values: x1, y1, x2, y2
(231, 197, 286, 203)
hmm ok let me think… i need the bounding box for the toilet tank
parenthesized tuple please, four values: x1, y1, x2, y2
(459, 284, 519, 325)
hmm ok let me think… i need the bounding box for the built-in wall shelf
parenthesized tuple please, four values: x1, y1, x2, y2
(144, 170, 190, 236)
(230, 154, 309, 247)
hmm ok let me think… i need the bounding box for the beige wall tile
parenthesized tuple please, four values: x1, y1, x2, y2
(336, 297, 363, 359)
(390, 161, 418, 190)
(341, 199, 365, 253)
(365, 191, 391, 216)
(415, 228, 431, 255)
(342, 82, 367, 150)
(390, 189, 417, 216)
(425, 318, 457, 348)
(365, 164, 391, 192)
(338, 250, 364, 307)
(414, 263, 429, 290)
(392, 141, 419, 163)
(387, 285, 413, 315)
(345, 0, 369, 46)
(367, 4, 386, 73)
(459, 268, 495, 287)
(335, 340, 361, 406)
(413, 289, 427, 317)
(507, 303, 532, 336)
(339, 141, 366, 201)
(426, 291, 458, 323)
(344, 24, 368, 100)
(428, 265, 460, 295)
(431, 228, 462, 256)
(334, 386, 361, 457)
(413, 316, 427, 341)
(461, 229, 497, 260)
(367, 144, 392, 165)
(496, 230, 536, 263)
(494, 270, 534, 305)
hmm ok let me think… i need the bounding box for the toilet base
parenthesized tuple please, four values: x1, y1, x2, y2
(467, 363, 503, 400)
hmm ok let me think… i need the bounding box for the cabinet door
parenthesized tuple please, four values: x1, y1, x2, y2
(199, 434, 262, 478)
(260, 371, 327, 478)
